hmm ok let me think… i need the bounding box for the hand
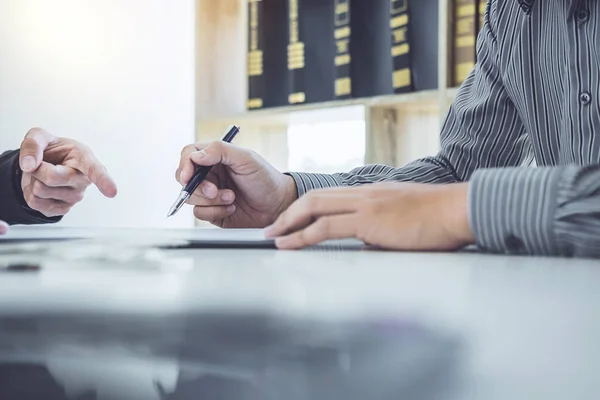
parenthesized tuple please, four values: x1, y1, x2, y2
(0, 220, 7, 235)
(264, 182, 475, 250)
(19, 128, 117, 218)
(176, 141, 297, 228)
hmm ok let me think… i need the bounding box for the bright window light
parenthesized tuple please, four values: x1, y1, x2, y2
(287, 119, 366, 174)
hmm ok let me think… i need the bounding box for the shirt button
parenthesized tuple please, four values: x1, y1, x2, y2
(505, 235, 524, 253)
(577, 8, 590, 23)
(580, 92, 592, 105)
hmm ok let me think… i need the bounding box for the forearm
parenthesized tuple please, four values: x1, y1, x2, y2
(287, 157, 461, 196)
(0, 150, 61, 225)
(468, 164, 600, 258)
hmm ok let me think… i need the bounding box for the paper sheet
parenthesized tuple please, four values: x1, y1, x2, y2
(0, 226, 276, 248)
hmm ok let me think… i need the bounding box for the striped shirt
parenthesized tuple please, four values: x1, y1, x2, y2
(288, 0, 600, 258)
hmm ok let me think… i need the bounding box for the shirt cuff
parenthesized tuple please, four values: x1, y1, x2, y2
(285, 172, 344, 197)
(0, 150, 24, 224)
(467, 166, 564, 255)
(0, 150, 62, 225)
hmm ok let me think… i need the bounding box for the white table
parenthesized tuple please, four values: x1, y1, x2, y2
(0, 230, 599, 400)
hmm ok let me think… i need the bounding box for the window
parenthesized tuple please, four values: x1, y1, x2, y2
(287, 106, 366, 174)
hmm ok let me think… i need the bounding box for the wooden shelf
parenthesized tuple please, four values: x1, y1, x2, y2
(197, 88, 460, 129)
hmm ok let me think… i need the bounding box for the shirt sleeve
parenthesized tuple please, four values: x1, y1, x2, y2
(0, 149, 62, 225)
(287, 0, 532, 196)
(469, 165, 600, 258)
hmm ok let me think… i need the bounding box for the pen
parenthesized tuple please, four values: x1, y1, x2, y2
(167, 124, 240, 218)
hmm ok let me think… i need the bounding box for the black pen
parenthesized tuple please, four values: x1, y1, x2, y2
(167, 125, 240, 217)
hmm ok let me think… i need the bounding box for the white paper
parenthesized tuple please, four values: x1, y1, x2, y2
(0, 226, 273, 246)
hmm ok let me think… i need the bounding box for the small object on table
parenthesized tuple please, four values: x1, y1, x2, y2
(3, 263, 41, 272)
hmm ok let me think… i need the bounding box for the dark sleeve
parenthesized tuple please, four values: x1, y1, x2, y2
(0, 150, 62, 225)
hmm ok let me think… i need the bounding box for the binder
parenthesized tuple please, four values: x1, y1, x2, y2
(247, 0, 263, 109)
(451, 0, 477, 87)
(288, 0, 337, 105)
(247, 0, 288, 110)
(249, 0, 447, 107)
(334, 0, 352, 99)
(390, 0, 412, 93)
(348, 0, 394, 98)
(409, 0, 439, 91)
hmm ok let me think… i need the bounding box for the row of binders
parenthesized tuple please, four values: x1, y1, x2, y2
(247, 0, 487, 110)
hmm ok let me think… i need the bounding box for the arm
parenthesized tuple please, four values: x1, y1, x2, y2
(469, 165, 600, 258)
(288, 0, 531, 196)
(0, 149, 62, 225)
(283, 0, 600, 258)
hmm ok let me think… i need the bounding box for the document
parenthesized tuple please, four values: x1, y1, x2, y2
(0, 226, 276, 248)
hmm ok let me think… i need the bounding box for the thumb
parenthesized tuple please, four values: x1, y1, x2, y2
(19, 128, 56, 173)
(181, 141, 251, 184)
(0, 220, 7, 235)
(190, 141, 253, 169)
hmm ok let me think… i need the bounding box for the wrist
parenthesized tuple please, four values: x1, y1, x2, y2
(443, 183, 475, 245)
(276, 174, 299, 218)
(11, 151, 27, 207)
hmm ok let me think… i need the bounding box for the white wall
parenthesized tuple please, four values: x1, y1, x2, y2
(0, 0, 196, 228)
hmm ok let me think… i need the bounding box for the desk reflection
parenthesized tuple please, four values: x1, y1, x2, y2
(0, 310, 461, 400)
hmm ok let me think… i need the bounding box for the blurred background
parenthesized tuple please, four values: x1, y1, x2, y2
(0, 0, 480, 229)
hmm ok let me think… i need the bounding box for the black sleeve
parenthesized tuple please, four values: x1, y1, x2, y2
(0, 149, 62, 225)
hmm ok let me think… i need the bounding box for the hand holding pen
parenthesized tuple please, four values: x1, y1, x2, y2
(173, 126, 299, 227)
(168, 125, 240, 217)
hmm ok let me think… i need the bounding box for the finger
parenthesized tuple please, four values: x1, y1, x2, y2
(19, 128, 57, 172)
(186, 188, 235, 206)
(23, 196, 73, 218)
(29, 178, 85, 204)
(31, 162, 90, 188)
(72, 147, 117, 198)
(182, 168, 221, 199)
(193, 204, 236, 222)
(178, 143, 201, 185)
(0, 220, 8, 235)
(274, 214, 359, 250)
(265, 191, 360, 238)
(189, 141, 254, 170)
(190, 179, 220, 200)
(175, 167, 184, 186)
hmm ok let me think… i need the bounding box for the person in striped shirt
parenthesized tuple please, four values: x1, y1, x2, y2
(177, 0, 600, 258)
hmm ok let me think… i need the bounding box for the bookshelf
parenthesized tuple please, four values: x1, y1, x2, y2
(195, 0, 463, 170)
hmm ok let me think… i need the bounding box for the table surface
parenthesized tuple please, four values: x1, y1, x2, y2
(0, 228, 599, 400)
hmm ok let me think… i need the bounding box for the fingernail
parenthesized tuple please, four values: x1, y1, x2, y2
(264, 224, 275, 237)
(180, 171, 189, 185)
(274, 236, 292, 248)
(202, 184, 216, 198)
(226, 204, 236, 214)
(21, 156, 36, 172)
(0, 221, 8, 235)
(222, 192, 233, 203)
(194, 149, 207, 159)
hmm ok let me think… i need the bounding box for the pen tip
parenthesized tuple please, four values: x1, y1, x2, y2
(167, 191, 189, 219)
